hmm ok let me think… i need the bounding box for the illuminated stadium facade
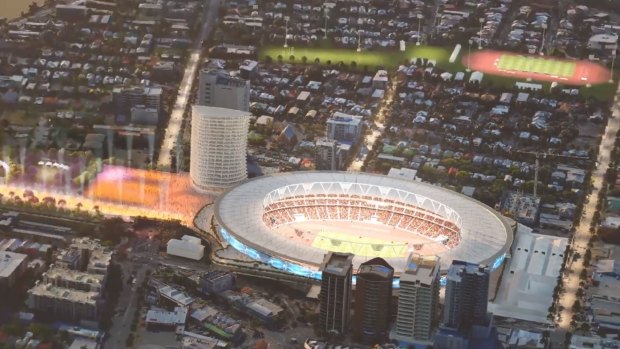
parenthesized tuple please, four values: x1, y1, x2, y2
(214, 172, 513, 285)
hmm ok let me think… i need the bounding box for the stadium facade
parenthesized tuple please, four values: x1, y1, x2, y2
(214, 172, 514, 286)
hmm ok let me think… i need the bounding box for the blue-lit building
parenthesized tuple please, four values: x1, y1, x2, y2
(435, 261, 502, 349)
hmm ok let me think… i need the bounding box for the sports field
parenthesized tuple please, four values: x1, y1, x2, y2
(497, 54, 576, 78)
(312, 231, 409, 258)
(272, 220, 447, 258)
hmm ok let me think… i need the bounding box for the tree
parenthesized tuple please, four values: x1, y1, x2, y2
(572, 300, 581, 312)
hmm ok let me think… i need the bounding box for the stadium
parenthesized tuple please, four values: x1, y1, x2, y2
(214, 172, 514, 282)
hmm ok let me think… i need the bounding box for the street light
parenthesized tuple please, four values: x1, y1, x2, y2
(466, 39, 472, 72)
(540, 23, 547, 55)
(478, 18, 484, 49)
(609, 51, 616, 83)
(283, 17, 289, 48)
(416, 14, 424, 46)
(357, 29, 362, 52)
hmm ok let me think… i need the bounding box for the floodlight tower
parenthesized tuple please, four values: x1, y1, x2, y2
(478, 18, 485, 49)
(540, 23, 547, 55)
(610, 51, 616, 83)
(283, 16, 289, 48)
(513, 150, 589, 198)
(416, 14, 424, 46)
(466, 39, 472, 72)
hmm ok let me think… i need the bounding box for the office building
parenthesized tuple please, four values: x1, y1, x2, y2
(443, 261, 490, 329)
(0, 252, 27, 293)
(190, 106, 250, 190)
(435, 261, 500, 349)
(319, 252, 354, 337)
(326, 116, 362, 143)
(354, 258, 394, 343)
(198, 70, 250, 111)
(390, 255, 440, 349)
(112, 86, 162, 114)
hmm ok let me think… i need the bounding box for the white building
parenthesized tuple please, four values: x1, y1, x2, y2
(588, 33, 618, 53)
(197, 70, 250, 111)
(167, 235, 205, 261)
(190, 106, 250, 190)
(0, 251, 27, 291)
(570, 335, 620, 349)
(489, 224, 568, 323)
(390, 254, 440, 348)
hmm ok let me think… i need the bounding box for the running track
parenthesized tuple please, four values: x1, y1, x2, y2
(464, 50, 610, 86)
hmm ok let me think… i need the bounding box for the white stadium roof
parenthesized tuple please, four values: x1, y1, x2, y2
(215, 171, 513, 272)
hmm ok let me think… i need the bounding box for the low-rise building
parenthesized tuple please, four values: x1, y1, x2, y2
(0, 252, 27, 293)
(199, 270, 235, 294)
(167, 235, 205, 261)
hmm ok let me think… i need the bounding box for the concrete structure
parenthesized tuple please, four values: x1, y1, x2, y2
(354, 257, 394, 342)
(390, 255, 440, 349)
(319, 252, 354, 337)
(199, 270, 235, 294)
(326, 116, 362, 143)
(190, 106, 250, 190)
(197, 70, 250, 111)
(167, 235, 205, 261)
(27, 280, 102, 322)
(112, 86, 162, 114)
(0, 251, 27, 292)
(130, 106, 159, 125)
(489, 224, 568, 323)
(26, 238, 112, 323)
(315, 138, 339, 170)
(435, 261, 499, 349)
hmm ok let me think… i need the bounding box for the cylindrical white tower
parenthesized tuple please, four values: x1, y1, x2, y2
(190, 105, 250, 190)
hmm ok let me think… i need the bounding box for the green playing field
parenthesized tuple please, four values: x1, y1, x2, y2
(497, 55, 576, 78)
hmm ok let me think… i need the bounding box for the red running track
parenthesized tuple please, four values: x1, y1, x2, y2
(463, 50, 610, 86)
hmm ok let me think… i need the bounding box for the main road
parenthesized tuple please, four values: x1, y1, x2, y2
(157, 0, 221, 168)
(556, 82, 620, 337)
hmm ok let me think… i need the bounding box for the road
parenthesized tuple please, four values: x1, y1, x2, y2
(157, 0, 221, 168)
(555, 83, 620, 338)
(347, 78, 395, 171)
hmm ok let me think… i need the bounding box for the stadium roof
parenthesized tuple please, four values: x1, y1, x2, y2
(489, 224, 567, 323)
(215, 171, 513, 272)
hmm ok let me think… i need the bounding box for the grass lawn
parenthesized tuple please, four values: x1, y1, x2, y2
(497, 54, 576, 78)
(259, 45, 454, 69)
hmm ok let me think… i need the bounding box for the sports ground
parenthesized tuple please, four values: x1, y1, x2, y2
(464, 50, 611, 86)
(496, 55, 576, 78)
(272, 220, 447, 259)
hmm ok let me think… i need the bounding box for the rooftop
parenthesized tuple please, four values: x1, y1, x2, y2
(400, 254, 440, 286)
(321, 252, 354, 277)
(28, 282, 99, 305)
(0, 252, 27, 278)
